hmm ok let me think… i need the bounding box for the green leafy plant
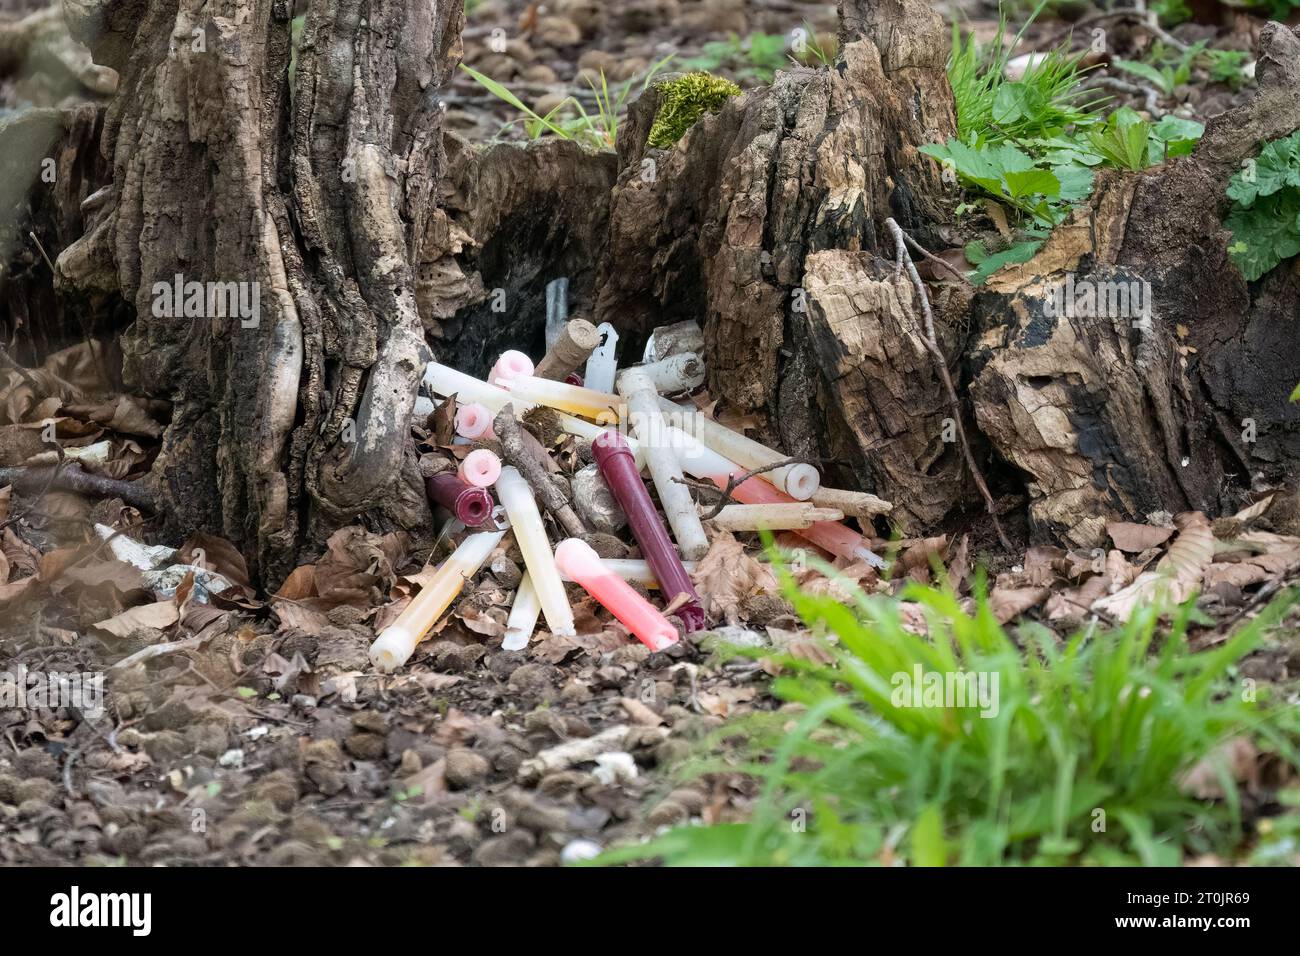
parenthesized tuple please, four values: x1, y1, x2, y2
(1086, 107, 1152, 170)
(684, 32, 789, 84)
(1113, 40, 1206, 97)
(947, 6, 1103, 145)
(596, 566, 1300, 866)
(1225, 129, 1300, 281)
(1206, 49, 1251, 91)
(646, 72, 742, 149)
(796, 22, 836, 69)
(920, 138, 1092, 227)
(964, 238, 1045, 284)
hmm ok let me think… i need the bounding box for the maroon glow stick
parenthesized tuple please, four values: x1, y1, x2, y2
(592, 429, 705, 632)
(425, 472, 494, 526)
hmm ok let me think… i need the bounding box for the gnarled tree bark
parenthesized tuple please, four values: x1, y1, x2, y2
(53, 0, 464, 583)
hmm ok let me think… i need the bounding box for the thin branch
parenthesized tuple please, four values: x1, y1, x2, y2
(1038, 9, 1189, 54)
(673, 457, 816, 520)
(884, 218, 1012, 552)
(902, 233, 974, 287)
(0, 462, 155, 512)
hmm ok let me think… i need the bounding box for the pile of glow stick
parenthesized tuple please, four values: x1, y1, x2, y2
(372, 322, 887, 671)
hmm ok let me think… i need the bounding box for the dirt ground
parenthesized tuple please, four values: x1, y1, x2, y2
(2, 0, 1298, 867)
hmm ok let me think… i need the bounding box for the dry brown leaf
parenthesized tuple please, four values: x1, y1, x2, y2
(1204, 563, 1268, 589)
(691, 532, 778, 625)
(1106, 521, 1174, 553)
(177, 531, 252, 591)
(988, 585, 1050, 624)
(0, 485, 9, 524)
(0, 574, 39, 607)
(1178, 738, 1259, 800)
(313, 526, 403, 608)
(272, 600, 331, 635)
(697, 686, 755, 717)
(76, 395, 165, 438)
(1231, 494, 1274, 526)
(1092, 512, 1214, 620)
(93, 599, 180, 637)
(274, 564, 317, 600)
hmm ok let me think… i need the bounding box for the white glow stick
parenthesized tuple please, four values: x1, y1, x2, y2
(658, 398, 820, 500)
(494, 466, 575, 637)
(503, 573, 541, 651)
(558, 558, 697, 588)
(496, 374, 625, 424)
(618, 368, 710, 560)
(422, 362, 640, 461)
(584, 322, 619, 394)
(369, 528, 506, 672)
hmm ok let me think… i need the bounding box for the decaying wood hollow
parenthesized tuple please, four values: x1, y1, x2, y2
(8, 0, 1300, 584)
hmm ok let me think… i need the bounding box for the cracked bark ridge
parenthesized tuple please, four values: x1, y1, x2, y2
(970, 23, 1300, 547)
(54, 0, 464, 583)
(593, 0, 959, 525)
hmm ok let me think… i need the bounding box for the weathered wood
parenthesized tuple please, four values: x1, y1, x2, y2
(54, 0, 464, 582)
(969, 22, 1300, 546)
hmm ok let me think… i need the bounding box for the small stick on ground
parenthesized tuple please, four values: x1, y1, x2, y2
(492, 404, 587, 537)
(1038, 8, 1189, 54)
(0, 463, 156, 512)
(884, 218, 1012, 552)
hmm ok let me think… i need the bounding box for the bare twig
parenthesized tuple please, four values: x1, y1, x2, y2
(674, 456, 817, 520)
(110, 634, 207, 670)
(1082, 76, 1164, 116)
(1038, 9, 1189, 54)
(902, 233, 974, 287)
(0, 462, 155, 512)
(884, 218, 1012, 552)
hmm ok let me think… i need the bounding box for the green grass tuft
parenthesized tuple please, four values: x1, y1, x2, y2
(594, 559, 1300, 867)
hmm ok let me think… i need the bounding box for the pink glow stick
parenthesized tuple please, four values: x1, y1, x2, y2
(455, 402, 496, 440)
(592, 430, 704, 632)
(554, 538, 679, 652)
(489, 350, 535, 385)
(458, 448, 502, 488)
(425, 472, 494, 526)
